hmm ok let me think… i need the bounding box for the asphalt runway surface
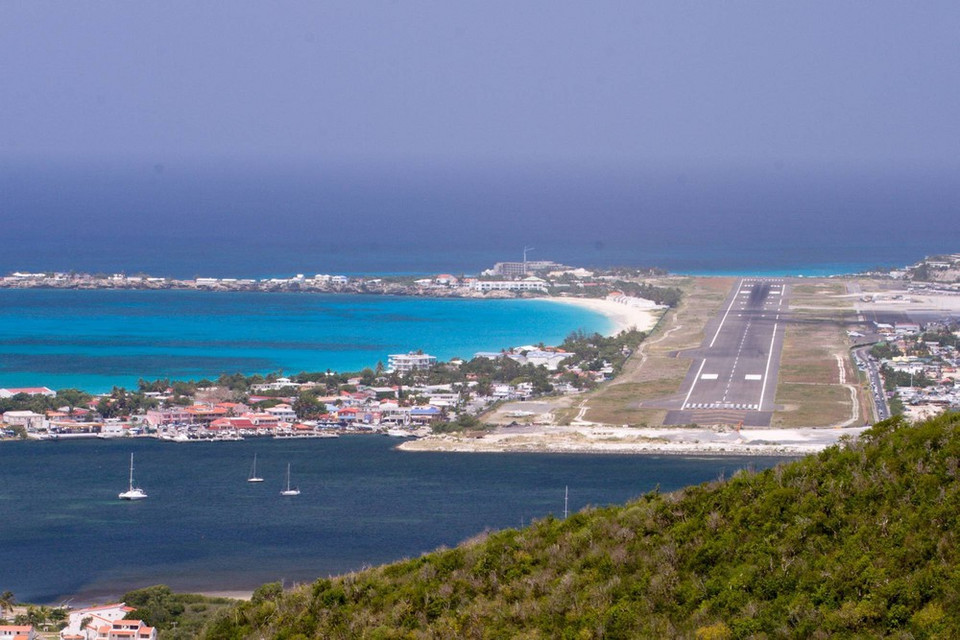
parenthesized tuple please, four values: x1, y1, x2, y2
(661, 278, 788, 426)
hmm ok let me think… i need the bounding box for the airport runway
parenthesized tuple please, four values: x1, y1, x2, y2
(661, 278, 788, 426)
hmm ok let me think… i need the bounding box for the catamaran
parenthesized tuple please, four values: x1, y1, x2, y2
(118, 453, 148, 500)
(280, 463, 300, 496)
(248, 453, 264, 483)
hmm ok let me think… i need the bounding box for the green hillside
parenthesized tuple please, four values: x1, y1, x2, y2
(202, 414, 960, 639)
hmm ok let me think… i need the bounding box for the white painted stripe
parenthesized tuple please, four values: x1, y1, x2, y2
(758, 316, 780, 410)
(682, 359, 707, 409)
(700, 373, 719, 380)
(710, 280, 742, 348)
(745, 374, 762, 381)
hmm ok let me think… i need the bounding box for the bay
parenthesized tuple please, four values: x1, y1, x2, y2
(0, 290, 610, 393)
(0, 437, 787, 604)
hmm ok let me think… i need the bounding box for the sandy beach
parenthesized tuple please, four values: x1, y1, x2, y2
(540, 296, 664, 335)
(198, 590, 253, 601)
(398, 424, 869, 456)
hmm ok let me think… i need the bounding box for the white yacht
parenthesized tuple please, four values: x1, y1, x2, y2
(247, 453, 264, 483)
(280, 463, 300, 496)
(118, 453, 148, 500)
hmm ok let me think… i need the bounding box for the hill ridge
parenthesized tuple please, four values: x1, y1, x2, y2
(202, 413, 960, 639)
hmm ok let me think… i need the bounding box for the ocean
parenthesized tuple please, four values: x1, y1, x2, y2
(0, 290, 610, 393)
(0, 436, 789, 604)
(0, 160, 956, 278)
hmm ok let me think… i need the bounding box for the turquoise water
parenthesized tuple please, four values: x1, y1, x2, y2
(0, 290, 610, 393)
(0, 437, 788, 604)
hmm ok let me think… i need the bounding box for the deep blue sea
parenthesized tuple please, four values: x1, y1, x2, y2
(0, 160, 956, 278)
(0, 290, 609, 393)
(0, 437, 789, 604)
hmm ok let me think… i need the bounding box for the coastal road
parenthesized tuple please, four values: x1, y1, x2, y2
(661, 278, 788, 426)
(854, 345, 889, 422)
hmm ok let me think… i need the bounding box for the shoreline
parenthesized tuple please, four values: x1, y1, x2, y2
(538, 296, 663, 336)
(398, 425, 870, 457)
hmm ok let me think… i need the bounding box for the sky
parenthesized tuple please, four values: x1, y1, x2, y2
(2, 1, 959, 169)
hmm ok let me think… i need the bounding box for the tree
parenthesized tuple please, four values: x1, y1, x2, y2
(0, 591, 15, 618)
(122, 584, 184, 628)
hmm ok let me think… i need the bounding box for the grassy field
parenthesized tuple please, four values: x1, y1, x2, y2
(771, 280, 859, 427)
(772, 383, 854, 428)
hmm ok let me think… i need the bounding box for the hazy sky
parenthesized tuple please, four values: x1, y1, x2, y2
(2, 2, 958, 169)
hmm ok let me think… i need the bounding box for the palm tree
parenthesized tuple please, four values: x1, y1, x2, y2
(0, 591, 15, 618)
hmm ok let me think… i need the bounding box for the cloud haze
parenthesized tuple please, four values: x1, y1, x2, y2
(2, 2, 958, 167)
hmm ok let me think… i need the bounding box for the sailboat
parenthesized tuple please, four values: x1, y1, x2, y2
(247, 453, 264, 483)
(118, 453, 148, 500)
(280, 463, 300, 496)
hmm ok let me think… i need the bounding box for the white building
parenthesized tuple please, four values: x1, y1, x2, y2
(388, 352, 437, 373)
(100, 420, 127, 437)
(61, 603, 136, 640)
(266, 403, 297, 422)
(471, 277, 547, 292)
(0, 386, 56, 398)
(507, 350, 574, 371)
(489, 260, 561, 276)
(1, 410, 46, 431)
(251, 377, 301, 392)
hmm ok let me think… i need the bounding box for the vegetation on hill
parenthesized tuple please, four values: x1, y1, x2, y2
(201, 413, 960, 639)
(121, 585, 237, 640)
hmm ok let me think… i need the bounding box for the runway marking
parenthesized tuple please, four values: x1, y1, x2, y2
(721, 318, 753, 402)
(700, 373, 719, 380)
(757, 313, 780, 410)
(682, 359, 707, 410)
(745, 374, 762, 381)
(710, 279, 743, 348)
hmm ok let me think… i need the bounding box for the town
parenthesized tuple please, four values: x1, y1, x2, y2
(0, 259, 678, 303)
(0, 326, 652, 443)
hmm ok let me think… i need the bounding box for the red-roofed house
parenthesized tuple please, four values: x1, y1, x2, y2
(93, 620, 156, 640)
(183, 405, 228, 425)
(0, 625, 36, 640)
(61, 603, 136, 640)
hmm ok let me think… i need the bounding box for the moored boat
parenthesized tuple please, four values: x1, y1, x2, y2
(118, 453, 148, 500)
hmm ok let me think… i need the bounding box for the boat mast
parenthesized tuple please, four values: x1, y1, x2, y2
(563, 485, 568, 519)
